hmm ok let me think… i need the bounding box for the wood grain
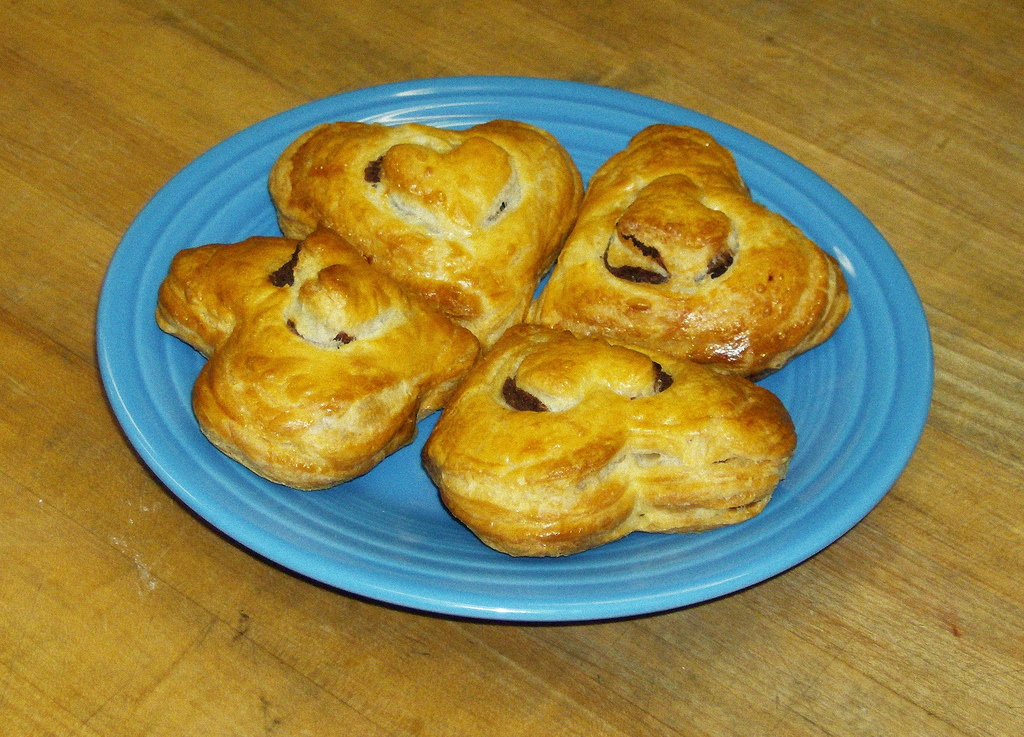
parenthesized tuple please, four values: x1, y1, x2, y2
(2, 0, 1022, 734)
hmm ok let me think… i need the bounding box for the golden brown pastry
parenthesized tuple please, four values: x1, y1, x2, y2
(268, 119, 584, 347)
(422, 324, 796, 557)
(156, 228, 480, 490)
(528, 124, 850, 377)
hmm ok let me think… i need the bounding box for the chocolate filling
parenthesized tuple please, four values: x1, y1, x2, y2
(485, 200, 508, 223)
(602, 235, 670, 284)
(364, 156, 384, 184)
(269, 245, 301, 287)
(286, 319, 356, 346)
(502, 376, 548, 412)
(652, 362, 674, 393)
(706, 251, 734, 279)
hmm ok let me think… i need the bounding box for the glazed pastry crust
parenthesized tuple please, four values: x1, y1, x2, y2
(422, 324, 796, 557)
(269, 119, 584, 347)
(156, 228, 480, 490)
(528, 124, 851, 377)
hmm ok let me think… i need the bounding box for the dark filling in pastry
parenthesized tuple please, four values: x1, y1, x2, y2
(285, 319, 356, 347)
(485, 200, 508, 224)
(605, 228, 736, 283)
(364, 156, 384, 184)
(502, 376, 548, 412)
(625, 235, 668, 269)
(269, 244, 301, 287)
(602, 236, 670, 284)
(706, 251, 734, 279)
(652, 362, 674, 393)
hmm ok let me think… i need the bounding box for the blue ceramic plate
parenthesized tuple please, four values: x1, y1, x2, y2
(97, 77, 932, 621)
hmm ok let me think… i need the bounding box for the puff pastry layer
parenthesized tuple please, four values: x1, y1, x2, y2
(422, 324, 796, 556)
(528, 124, 850, 377)
(156, 228, 480, 490)
(269, 119, 584, 347)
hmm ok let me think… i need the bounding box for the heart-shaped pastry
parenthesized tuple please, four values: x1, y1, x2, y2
(269, 119, 584, 347)
(528, 124, 851, 377)
(422, 324, 796, 556)
(156, 228, 480, 490)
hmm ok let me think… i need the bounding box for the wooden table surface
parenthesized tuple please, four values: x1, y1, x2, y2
(3, 1, 1023, 734)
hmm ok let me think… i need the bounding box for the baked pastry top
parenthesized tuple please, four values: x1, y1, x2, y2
(156, 227, 480, 490)
(528, 124, 851, 377)
(269, 119, 584, 347)
(422, 324, 796, 557)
